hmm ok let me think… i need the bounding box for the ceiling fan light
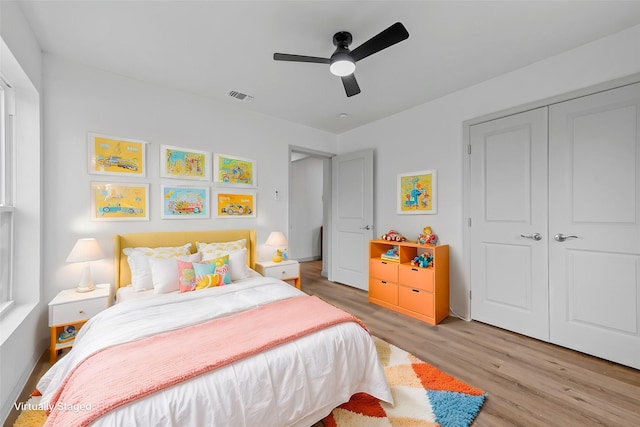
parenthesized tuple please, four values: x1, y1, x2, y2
(329, 59, 355, 77)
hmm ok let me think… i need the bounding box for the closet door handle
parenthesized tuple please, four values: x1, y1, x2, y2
(554, 234, 579, 242)
(520, 233, 542, 241)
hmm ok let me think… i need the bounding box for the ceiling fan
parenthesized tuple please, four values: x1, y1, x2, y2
(273, 22, 409, 97)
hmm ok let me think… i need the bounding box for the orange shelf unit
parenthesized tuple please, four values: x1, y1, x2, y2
(368, 239, 449, 325)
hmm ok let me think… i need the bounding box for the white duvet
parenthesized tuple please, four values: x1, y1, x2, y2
(38, 277, 392, 427)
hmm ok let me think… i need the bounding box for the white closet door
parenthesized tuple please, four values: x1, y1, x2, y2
(549, 83, 640, 369)
(470, 107, 550, 340)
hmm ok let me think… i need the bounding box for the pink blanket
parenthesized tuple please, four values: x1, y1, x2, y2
(44, 295, 366, 427)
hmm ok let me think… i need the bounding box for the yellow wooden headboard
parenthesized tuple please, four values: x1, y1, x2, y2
(114, 229, 257, 290)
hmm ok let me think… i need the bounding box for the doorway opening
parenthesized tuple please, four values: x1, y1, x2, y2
(288, 146, 333, 278)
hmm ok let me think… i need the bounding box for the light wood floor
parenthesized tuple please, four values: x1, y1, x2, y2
(301, 260, 640, 427)
(6, 261, 640, 427)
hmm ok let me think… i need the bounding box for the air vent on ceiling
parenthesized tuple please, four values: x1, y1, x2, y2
(228, 90, 254, 102)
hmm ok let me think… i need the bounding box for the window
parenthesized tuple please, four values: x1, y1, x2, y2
(0, 75, 15, 313)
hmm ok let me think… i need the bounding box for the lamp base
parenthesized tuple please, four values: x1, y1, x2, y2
(76, 263, 95, 292)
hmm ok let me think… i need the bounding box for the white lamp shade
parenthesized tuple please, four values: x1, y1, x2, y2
(66, 238, 104, 263)
(66, 238, 104, 292)
(265, 231, 288, 247)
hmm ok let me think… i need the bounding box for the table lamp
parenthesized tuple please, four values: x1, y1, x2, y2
(66, 238, 104, 292)
(265, 231, 288, 263)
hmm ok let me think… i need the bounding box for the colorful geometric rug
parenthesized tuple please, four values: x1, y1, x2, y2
(323, 337, 487, 427)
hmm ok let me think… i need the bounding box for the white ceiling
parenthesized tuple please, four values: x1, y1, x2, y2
(15, 0, 640, 134)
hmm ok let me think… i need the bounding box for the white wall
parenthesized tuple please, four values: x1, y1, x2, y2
(0, 1, 43, 423)
(290, 157, 324, 261)
(42, 55, 337, 303)
(0, 1, 42, 89)
(338, 24, 640, 319)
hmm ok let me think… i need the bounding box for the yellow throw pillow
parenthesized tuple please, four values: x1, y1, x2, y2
(192, 255, 231, 288)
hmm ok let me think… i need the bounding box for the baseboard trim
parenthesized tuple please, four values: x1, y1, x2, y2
(297, 256, 321, 263)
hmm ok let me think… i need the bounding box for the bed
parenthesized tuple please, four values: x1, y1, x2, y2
(37, 229, 392, 427)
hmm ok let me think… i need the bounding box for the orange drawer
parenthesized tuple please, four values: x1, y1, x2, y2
(369, 278, 398, 305)
(399, 265, 434, 292)
(369, 260, 398, 282)
(399, 286, 434, 317)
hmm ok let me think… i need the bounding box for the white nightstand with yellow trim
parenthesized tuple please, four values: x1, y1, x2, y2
(255, 259, 300, 289)
(48, 286, 110, 363)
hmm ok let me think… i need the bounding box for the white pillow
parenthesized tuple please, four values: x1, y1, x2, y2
(201, 246, 249, 281)
(149, 252, 201, 294)
(227, 248, 249, 281)
(123, 243, 192, 291)
(124, 253, 155, 292)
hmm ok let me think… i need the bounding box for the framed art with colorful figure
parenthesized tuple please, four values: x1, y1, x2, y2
(88, 133, 147, 177)
(215, 191, 256, 218)
(213, 153, 257, 187)
(160, 144, 210, 181)
(91, 182, 149, 221)
(397, 169, 437, 214)
(161, 185, 210, 219)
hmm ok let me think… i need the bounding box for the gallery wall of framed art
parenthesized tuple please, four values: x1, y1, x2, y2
(86, 132, 258, 221)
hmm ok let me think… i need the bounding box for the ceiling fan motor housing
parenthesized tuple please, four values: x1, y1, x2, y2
(333, 31, 353, 48)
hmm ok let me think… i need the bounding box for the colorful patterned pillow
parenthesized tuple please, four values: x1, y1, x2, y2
(177, 260, 197, 292)
(178, 255, 231, 292)
(124, 243, 192, 291)
(197, 239, 246, 261)
(194, 274, 222, 290)
(194, 255, 231, 286)
(214, 256, 232, 285)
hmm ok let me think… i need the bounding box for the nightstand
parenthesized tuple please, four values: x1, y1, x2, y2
(48, 286, 110, 363)
(255, 259, 300, 289)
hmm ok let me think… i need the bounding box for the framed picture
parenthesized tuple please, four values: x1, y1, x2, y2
(91, 182, 149, 221)
(161, 185, 210, 219)
(213, 153, 257, 187)
(215, 191, 256, 218)
(160, 144, 210, 181)
(397, 169, 437, 214)
(88, 133, 147, 177)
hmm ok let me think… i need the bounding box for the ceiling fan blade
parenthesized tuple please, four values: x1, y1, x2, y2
(273, 53, 330, 64)
(341, 74, 361, 97)
(350, 22, 409, 62)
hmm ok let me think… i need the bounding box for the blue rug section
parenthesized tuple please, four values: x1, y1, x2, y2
(427, 390, 487, 427)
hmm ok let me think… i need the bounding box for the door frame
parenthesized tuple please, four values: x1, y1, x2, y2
(462, 72, 640, 321)
(288, 145, 334, 278)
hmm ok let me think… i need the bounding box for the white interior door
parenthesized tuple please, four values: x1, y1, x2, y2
(470, 107, 550, 340)
(330, 149, 374, 290)
(549, 82, 640, 369)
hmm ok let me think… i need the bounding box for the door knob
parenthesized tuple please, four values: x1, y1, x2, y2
(520, 233, 542, 241)
(360, 225, 372, 230)
(554, 234, 578, 242)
